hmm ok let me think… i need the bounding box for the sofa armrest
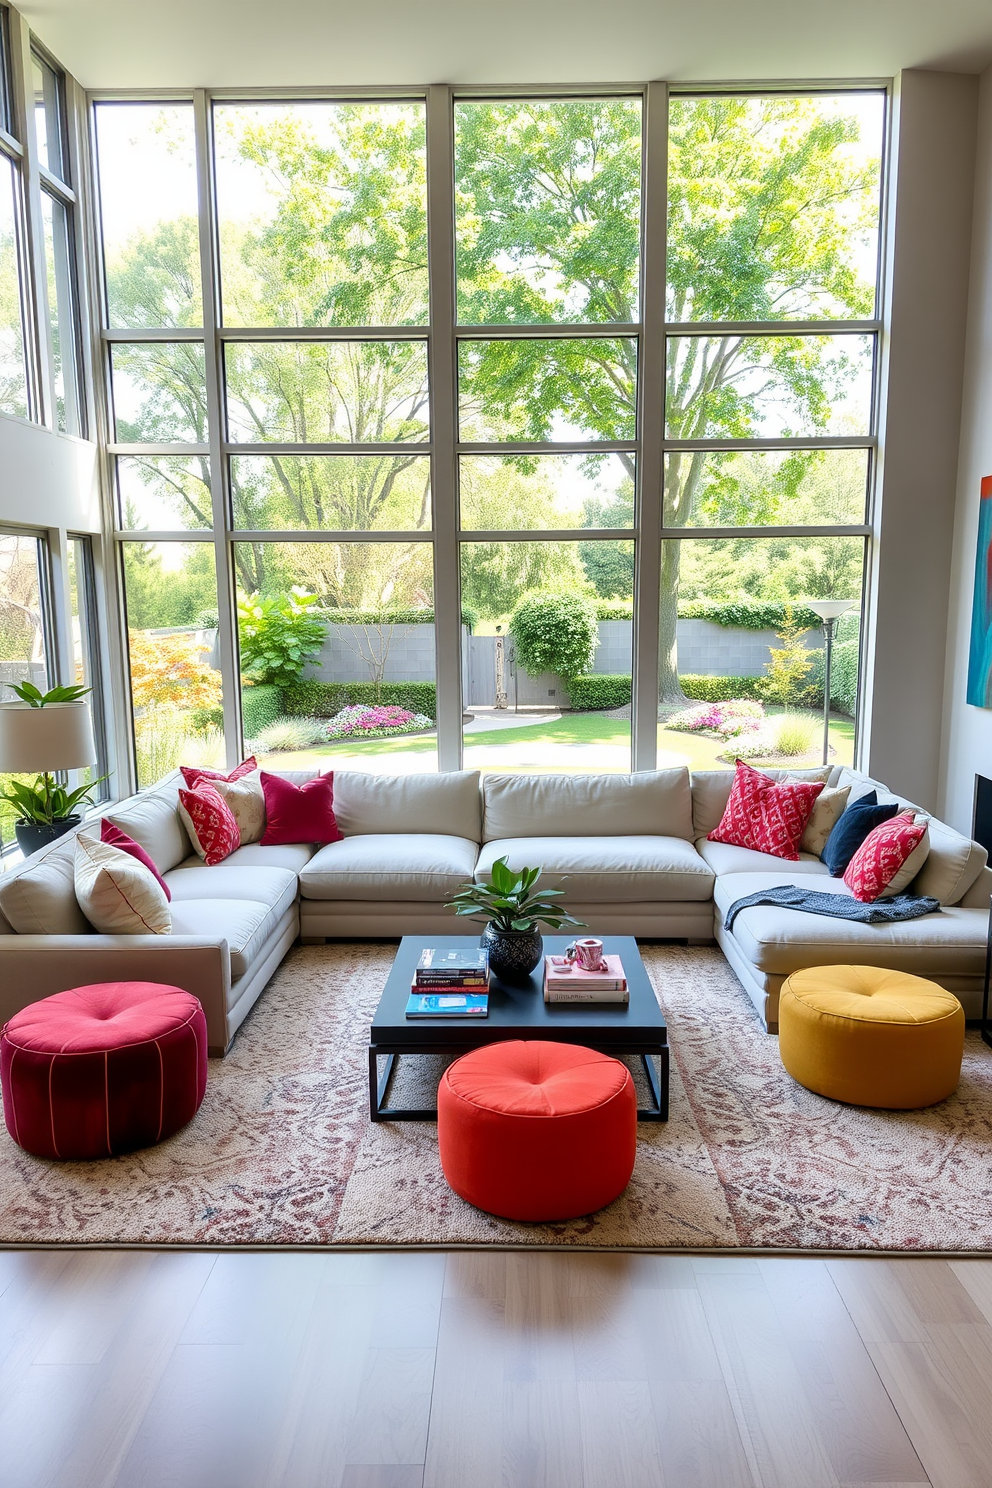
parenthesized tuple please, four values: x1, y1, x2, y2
(0, 934, 232, 1051)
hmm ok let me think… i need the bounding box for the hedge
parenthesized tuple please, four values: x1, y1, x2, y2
(679, 674, 766, 703)
(282, 680, 437, 718)
(593, 600, 831, 631)
(314, 607, 479, 631)
(242, 683, 282, 738)
(568, 674, 632, 711)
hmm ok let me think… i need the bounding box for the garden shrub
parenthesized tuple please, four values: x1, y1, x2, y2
(251, 716, 326, 752)
(282, 680, 437, 718)
(762, 606, 816, 706)
(510, 591, 598, 681)
(567, 674, 632, 711)
(237, 589, 327, 688)
(679, 674, 765, 702)
(241, 683, 282, 739)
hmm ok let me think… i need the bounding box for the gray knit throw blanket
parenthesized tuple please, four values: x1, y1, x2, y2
(724, 884, 941, 932)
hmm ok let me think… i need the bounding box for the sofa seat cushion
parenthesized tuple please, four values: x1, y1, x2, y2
(476, 836, 714, 903)
(164, 863, 298, 921)
(199, 843, 316, 873)
(168, 898, 285, 978)
(300, 834, 480, 902)
(714, 872, 986, 977)
(697, 838, 832, 877)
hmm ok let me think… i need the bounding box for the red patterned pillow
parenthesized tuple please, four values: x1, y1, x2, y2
(707, 760, 825, 862)
(177, 783, 241, 866)
(180, 756, 257, 790)
(843, 812, 929, 903)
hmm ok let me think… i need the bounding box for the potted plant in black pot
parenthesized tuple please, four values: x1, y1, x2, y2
(0, 682, 107, 856)
(445, 857, 585, 983)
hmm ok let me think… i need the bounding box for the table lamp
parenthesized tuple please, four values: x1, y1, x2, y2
(0, 699, 97, 857)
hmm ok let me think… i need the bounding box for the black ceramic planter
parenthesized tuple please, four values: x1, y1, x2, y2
(482, 923, 543, 983)
(14, 816, 80, 857)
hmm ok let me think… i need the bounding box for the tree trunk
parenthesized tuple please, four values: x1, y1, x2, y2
(658, 541, 687, 708)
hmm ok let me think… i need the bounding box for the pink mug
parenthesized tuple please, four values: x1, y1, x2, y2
(573, 937, 606, 972)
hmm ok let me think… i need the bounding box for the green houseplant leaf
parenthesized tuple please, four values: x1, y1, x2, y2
(444, 857, 585, 934)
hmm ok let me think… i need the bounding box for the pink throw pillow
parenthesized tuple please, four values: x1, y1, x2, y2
(100, 818, 172, 902)
(843, 812, 928, 903)
(178, 783, 241, 866)
(180, 756, 258, 790)
(260, 772, 341, 845)
(708, 760, 824, 862)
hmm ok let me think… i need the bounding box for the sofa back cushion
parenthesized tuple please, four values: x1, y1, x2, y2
(105, 781, 191, 875)
(332, 769, 482, 841)
(0, 833, 90, 934)
(482, 769, 692, 842)
(909, 819, 987, 905)
(691, 767, 832, 839)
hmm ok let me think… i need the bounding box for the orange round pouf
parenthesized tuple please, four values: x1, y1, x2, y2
(437, 1040, 637, 1221)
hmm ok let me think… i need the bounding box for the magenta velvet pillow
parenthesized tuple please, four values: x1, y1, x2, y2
(260, 773, 342, 845)
(100, 818, 172, 902)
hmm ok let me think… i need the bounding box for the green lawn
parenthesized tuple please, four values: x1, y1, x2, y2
(256, 708, 855, 772)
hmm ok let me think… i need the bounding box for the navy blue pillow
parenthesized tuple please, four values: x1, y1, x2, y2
(821, 791, 900, 876)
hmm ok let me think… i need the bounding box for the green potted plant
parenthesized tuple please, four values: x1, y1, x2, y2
(445, 857, 585, 983)
(0, 682, 107, 856)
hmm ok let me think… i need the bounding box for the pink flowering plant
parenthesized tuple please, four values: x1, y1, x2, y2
(324, 704, 435, 740)
(667, 699, 765, 738)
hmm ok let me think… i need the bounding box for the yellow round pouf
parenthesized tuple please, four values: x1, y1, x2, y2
(778, 966, 965, 1109)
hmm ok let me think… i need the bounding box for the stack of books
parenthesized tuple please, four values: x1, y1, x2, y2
(405, 947, 490, 1018)
(544, 953, 628, 1004)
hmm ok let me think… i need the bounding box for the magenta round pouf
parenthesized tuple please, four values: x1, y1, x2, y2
(0, 982, 207, 1160)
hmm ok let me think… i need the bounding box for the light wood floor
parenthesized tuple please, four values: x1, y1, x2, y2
(1, 1248, 991, 1488)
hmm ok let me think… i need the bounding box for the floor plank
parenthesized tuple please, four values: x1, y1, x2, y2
(5, 1248, 992, 1488)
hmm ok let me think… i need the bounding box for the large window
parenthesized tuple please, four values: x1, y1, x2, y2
(0, 531, 52, 842)
(0, 19, 82, 432)
(95, 85, 885, 786)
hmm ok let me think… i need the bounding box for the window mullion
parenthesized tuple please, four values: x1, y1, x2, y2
(631, 79, 667, 774)
(425, 83, 462, 773)
(193, 87, 241, 770)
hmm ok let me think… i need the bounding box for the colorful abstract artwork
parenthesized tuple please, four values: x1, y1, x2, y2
(968, 475, 992, 707)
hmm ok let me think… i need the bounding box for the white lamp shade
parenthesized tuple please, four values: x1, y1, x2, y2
(0, 701, 96, 773)
(806, 599, 855, 622)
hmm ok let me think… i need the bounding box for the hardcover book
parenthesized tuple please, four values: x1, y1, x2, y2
(544, 954, 627, 991)
(417, 948, 488, 973)
(406, 991, 489, 1018)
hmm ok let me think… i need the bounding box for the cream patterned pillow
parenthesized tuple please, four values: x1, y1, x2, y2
(801, 785, 851, 857)
(74, 835, 171, 935)
(212, 770, 266, 845)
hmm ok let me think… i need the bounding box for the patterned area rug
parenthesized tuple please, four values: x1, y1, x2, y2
(2, 942, 991, 1251)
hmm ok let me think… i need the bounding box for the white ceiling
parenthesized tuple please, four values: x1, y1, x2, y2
(15, 0, 992, 90)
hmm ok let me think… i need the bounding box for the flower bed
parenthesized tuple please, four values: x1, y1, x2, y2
(324, 704, 435, 740)
(667, 699, 765, 738)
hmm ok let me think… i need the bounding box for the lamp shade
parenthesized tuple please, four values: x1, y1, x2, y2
(806, 599, 854, 622)
(0, 701, 96, 773)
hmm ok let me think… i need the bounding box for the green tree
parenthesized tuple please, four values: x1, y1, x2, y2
(456, 95, 879, 702)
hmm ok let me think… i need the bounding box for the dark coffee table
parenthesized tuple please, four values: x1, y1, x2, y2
(368, 935, 668, 1123)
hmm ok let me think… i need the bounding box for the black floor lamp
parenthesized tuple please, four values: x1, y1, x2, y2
(806, 599, 854, 765)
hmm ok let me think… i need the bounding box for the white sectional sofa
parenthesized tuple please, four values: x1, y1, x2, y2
(0, 761, 987, 1053)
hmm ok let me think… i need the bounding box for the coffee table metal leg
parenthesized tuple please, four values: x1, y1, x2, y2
(368, 1048, 396, 1121)
(636, 1046, 669, 1121)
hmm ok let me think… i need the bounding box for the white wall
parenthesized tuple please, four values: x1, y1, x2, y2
(864, 69, 979, 813)
(0, 414, 100, 533)
(940, 62, 992, 834)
